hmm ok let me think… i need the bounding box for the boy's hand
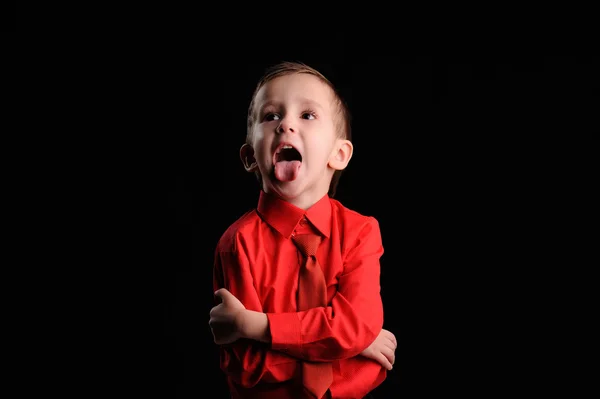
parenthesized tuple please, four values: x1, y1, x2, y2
(209, 288, 246, 345)
(360, 328, 397, 370)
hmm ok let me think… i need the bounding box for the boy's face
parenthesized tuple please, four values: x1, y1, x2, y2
(242, 73, 352, 209)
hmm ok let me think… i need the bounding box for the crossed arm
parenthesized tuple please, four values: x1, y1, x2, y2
(210, 287, 397, 370)
(209, 219, 397, 387)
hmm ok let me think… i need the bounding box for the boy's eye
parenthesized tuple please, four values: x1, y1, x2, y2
(302, 112, 316, 120)
(264, 113, 280, 121)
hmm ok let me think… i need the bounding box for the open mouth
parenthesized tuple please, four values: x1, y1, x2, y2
(274, 144, 302, 182)
(275, 145, 302, 163)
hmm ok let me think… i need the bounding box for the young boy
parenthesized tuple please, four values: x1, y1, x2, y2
(209, 62, 397, 399)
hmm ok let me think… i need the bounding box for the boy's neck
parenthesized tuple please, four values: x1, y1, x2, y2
(265, 189, 329, 211)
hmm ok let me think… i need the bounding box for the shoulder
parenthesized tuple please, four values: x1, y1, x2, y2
(215, 209, 261, 253)
(330, 199, 384, 259)
(329, 198, 381, 233)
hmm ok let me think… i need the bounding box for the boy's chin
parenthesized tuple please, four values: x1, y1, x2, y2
(266, 178, 329, 203)
(267, 179, 304, 198)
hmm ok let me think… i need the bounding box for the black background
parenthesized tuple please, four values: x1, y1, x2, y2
(3, 9, 596, 399)
(1, 2, 15, 32)
(156, 49, 596, 398)
(11, 29, 593, 397)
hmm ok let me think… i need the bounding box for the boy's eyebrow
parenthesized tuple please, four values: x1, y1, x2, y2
(257, 100, 278, 111)
(297, 97, 325, 111)
(258, 98, 325, 112)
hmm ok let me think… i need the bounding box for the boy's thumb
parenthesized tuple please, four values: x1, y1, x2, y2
(214, 288, 228, 301)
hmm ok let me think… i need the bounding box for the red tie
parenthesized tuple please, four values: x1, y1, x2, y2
(292, 233, 333, 399)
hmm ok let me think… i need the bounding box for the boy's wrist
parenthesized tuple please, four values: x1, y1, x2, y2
(238, 309, 270, 343)
(236, 309, 250, 339)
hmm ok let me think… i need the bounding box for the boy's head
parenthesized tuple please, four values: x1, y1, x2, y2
(241, 61, 353, 209)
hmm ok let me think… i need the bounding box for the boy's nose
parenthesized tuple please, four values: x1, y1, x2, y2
(276, 119, 295, 134)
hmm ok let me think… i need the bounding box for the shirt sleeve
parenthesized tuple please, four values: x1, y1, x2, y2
(268, 217, 384, 362)
(213, 237, 299, 388)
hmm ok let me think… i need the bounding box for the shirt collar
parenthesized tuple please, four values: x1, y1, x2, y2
(257, 191, 332, 239)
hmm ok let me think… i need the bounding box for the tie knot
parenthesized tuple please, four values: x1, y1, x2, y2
(292, 233, 321, 257)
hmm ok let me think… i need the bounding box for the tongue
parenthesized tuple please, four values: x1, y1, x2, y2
(274, 160, 301, 182)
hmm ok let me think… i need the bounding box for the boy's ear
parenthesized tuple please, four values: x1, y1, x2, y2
(240, 143, 258, 172)
(328, 139, 353, 171)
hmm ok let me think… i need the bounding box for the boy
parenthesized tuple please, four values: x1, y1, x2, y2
(209, 62, 397, 399)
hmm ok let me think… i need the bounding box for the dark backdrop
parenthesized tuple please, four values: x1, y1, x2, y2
(116, 45, 595, 398)
(4, 12, 595, 399)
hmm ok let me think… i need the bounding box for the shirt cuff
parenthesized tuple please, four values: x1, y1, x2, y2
(267, 312, 302, 351)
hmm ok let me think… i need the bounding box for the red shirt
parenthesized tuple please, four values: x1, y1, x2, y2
(213, 191, 387, 399)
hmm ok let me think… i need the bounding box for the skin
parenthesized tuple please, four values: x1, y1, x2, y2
(240, 73, 353, 211)
(210, 73, 397, 370)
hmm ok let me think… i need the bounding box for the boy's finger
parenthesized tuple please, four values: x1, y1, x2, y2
(214, 288, 234, 304)
(375, 352, 393, 371)
(382, 345, 395, 365)
(383, 337, 396, 352)
(383, 331, 397, 348)
(384, 330, 397, 347)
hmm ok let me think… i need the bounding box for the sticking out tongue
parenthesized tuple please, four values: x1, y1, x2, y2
(274, 160, 301, 182)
